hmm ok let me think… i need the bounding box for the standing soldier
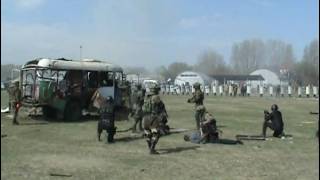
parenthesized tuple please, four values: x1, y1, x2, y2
(306, 85, 310, 98)
(131, 84, 145, 132)
(96, 96, 116, 143)
(187, 82, 204, 130)
(11, 80, 22, 125)
(313, 85, 318, 98)
(7, 81, 15, 112)
(228, 84, 233, 96)
(205, 85, 210, 96)
(212, 83, 217, 96)
(233, 84, 238, 97)
(269, 85, 274, 97)
(186, 83, 190, 95)
(219, 85, 223, 96)
(298, 86, 302, 97)
(181, 83, 185, 95)
(259, 85, 264, 97)
(246, 84, 251, 96)
(166, 84, 170, 95)
(276, 85, 281, 97)
(142, 84, 168, 154)
(288, 85, 292, 97)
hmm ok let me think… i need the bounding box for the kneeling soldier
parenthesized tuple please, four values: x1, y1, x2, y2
(262, 104, 284, 138)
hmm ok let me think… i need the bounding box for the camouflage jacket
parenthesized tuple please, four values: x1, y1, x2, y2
(188, 90, 204, 107)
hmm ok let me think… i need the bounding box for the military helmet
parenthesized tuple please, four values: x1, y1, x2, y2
(271, 104, 278, 111)
(193, 82, 201, 89)
(151, 95, 161, 103)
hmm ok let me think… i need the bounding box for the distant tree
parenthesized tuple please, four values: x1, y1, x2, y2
(1, 64, 22, 81)
(167, 62, 192, 79)
(155, 66, 170, 81)
(230, 39, 265, 74)
(194, 49, 230, 75)
(265, 40, 296, 73)
(156, 62, 192, 81)
(230, 39, 296, 74)
(292, 39, 319, 85)
(124, 66, 149, 75)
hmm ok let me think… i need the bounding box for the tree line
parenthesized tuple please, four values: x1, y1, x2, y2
(156, 38, 319, 86)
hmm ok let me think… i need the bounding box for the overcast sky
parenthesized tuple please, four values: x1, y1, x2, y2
(1, 0, 319, 68)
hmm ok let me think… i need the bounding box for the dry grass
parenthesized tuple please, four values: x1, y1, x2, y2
(1, 91, 319, 180)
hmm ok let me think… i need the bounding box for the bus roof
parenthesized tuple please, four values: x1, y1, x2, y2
(22, 58, 123, 72)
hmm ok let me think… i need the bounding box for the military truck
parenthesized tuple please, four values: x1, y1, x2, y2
(20, 58, 130, 121)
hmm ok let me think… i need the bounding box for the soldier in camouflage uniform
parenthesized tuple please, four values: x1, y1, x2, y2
(131, 84, 145, 132)
(142, 84, 168, 154)
(187, 82, 204, 130)
(10, 80, 22, 125)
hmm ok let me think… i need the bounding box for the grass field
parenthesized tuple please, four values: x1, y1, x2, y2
(1, 90, 319, 180)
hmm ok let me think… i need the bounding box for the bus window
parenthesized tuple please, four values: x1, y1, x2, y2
(100, 72, 114, 87)
(88, 71, 98, 88)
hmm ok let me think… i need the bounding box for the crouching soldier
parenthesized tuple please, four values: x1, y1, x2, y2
(184, 106, 219, 144)
(262, 104, 284, 138)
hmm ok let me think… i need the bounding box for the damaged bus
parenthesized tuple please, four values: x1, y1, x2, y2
(20, 58, 130, 121)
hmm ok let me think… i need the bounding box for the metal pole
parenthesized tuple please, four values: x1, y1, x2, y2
(80, 45, 82, 60)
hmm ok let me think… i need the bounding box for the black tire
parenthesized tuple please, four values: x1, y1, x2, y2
(64, 100, 82, 121)
(42, 106, 57, 119)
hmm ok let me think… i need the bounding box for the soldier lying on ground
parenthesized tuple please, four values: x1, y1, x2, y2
(184, 106, 242, 144)
(262, 104, 285, 138)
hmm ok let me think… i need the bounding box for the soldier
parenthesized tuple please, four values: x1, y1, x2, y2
(10, 80, 22, 125)
(7, 81, 15, 112)
(233, 84, 238, 97)
(97, 96, 117, 143)
(180, 84, 185, 95)
(205, 85, 210, 96)
(198, 106, 219, 143)
(241, 84, 246, 96)
(185, 84, 190, 95)
(142, 84, 168, 154)
(187, 82, 204, 130)
(184, 106, 242, 144)
(262, 104, 284, 138)
(131, 84, 145, 132)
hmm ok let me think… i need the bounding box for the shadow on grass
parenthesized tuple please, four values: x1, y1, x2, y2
(19, 122, 49, 126)
(158, 146, 201, 154)
(116, 135, 144, 142)
(216, 139, 243, 145)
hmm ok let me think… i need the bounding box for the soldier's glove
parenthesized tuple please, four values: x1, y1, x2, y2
(187, 99, 191, 103)
(264, 110, 269, 114)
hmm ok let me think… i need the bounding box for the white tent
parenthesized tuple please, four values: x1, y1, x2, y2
(174, 71, 213, 86)
(250, 69, 280, 87)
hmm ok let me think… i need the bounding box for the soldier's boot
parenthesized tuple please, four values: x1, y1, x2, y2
(132, 120, 138, 133)
(138, 119, 143, 132)
(107, 127, 116, 143)
(146, 139, 152, 149)
(12, 121, 19, 125)
(149, 134, 160, 155)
